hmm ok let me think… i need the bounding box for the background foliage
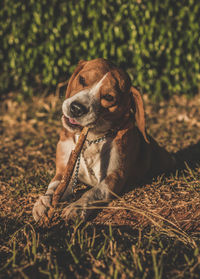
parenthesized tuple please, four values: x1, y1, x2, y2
(1, 0, 200, 99)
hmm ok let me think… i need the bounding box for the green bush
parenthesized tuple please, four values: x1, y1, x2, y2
(1, 0, 199, 99)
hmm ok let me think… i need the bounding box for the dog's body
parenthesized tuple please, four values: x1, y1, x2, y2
(33, 58, 175, 222)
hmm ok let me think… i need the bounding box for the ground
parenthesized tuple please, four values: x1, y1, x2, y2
(0, 92, 200, 278)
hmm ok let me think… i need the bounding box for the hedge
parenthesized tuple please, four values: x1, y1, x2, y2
(0, 0, 200, 99)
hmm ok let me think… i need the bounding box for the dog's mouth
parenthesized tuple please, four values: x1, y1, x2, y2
(62, 115, 83, 129)
(62, 114, 109, 133)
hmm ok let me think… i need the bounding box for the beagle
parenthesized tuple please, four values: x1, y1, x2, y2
(32, 58, 176, 223)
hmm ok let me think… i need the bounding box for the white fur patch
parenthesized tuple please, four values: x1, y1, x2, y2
(48, 180, 60, 190)
(58, 138, 75, 166)
(75, 134, 80, 143)
(90, 73, 108, 96)
(78, 136, 119, 187)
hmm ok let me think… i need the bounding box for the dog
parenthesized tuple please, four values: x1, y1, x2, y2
(32, 58, 176, 223)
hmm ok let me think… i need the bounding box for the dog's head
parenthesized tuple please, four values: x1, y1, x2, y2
(62, 58, 148, 142)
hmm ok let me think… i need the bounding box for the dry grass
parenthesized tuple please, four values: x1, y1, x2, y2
(0, 92, 200, 278)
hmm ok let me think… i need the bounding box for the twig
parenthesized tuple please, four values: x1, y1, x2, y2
(42, 127, 89, 226)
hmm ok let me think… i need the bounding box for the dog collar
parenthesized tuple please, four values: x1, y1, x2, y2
(85, 129, 118, 145)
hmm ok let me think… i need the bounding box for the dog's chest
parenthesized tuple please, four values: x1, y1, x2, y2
(60, 135, 116, 187)
(78, 140, 106, 186)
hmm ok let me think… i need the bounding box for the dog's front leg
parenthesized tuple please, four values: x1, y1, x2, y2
(62, 170, 126, 223)
(32, 131, 75, 222)
(32, 174, 63, 222)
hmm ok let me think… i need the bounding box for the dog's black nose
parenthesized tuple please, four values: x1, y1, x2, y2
(70, 101, 88, 117)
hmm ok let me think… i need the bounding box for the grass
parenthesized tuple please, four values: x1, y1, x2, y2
(0, 92, 200, 278)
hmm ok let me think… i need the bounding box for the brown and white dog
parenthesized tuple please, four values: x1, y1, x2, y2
(32, 58, 175, 223)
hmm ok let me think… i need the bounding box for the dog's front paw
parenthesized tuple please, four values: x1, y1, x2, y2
(32, 194, 52, 222)
(61, 203, 87, 223)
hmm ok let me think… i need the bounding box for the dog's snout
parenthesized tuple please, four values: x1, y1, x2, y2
(70, 101, 88, 117)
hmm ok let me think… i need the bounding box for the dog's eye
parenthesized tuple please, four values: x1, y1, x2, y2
(103, 94, 114, 102)
(79, 75, 86, 86)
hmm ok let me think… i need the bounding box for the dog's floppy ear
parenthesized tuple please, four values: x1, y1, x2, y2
(130, 86, 149, 143)
(65, 60, 87, 98)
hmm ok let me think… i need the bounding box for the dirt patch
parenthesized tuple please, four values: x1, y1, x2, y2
(92, 171, 200, 233)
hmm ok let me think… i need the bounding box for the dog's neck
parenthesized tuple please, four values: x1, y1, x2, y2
(85, 110, 134, 141)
